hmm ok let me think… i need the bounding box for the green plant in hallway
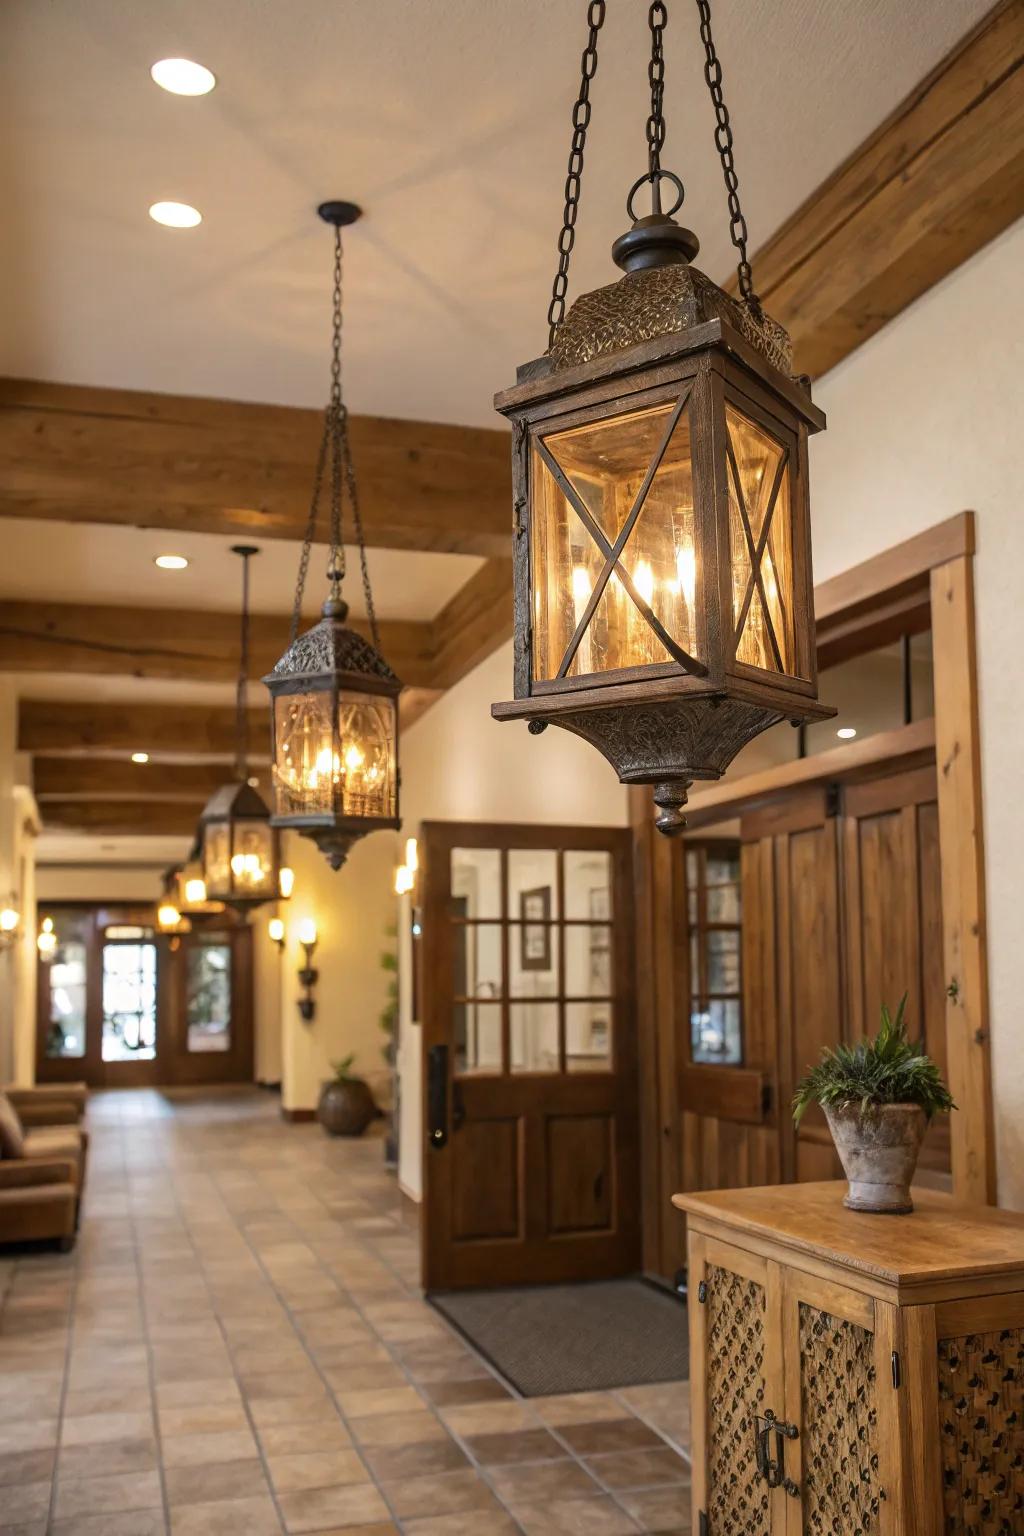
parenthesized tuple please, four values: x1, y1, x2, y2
(317, 1051, 382, 1138)
(794, 995, 955, 1214)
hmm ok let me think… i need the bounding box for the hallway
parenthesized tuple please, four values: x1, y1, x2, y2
(0, 1091, 690, 1535)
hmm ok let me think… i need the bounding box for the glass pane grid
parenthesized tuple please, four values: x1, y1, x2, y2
(685, 842, 744, 1067)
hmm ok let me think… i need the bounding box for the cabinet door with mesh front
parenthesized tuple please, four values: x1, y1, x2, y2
(779, 1271, 901, 1536)
(688, 1235, 788, 1536)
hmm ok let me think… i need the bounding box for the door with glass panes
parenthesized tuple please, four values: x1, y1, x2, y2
(421, 822, 639, 1290)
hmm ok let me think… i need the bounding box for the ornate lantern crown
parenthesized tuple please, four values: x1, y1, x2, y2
(264, 201, 402, 872)
(491, 1, 834, 832)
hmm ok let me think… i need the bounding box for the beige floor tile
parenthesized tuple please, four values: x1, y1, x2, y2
(257, 1419, 353, 1456)
(164, 1458, 270, 1506)
(156, 1380, 242, 1410)
(489, 1459, 601, 1504)
(348, 1411, 448, 1448)
(584, 1448, 690, 1491)
(54, 1469, 163, 1520)
(383, 1469, 505, 1520)
(162, 1428, 258, 1467)
(403, 1515, 521, 1536)
(57, 1437, 158, 1479)
(265, 1448, 368, 1492)
(51, 1511, 168, 1536)
(61, 1412, 153, 1447)
(334, 1385, 424, 1418)
(462, 1426, 568, 1466)
(0, 1447, 54, 1487)
(533, 1393, 627, 1425)
(440, 1400, 539, 1436)
(247, 1393, 333, 1429)
(0, 1480, 51, 1525)
(169, 1494, 282, 1536)
(513, 1496, 642, 1535)
(159, 1402, 251, 1437)
(361, 1437, 468, 1481)
(0, 1421, 59, 1454)
(277, 1481, 390, 1532)
(558, 1420, 665, 1456)
(615, 1486, 693, 1532)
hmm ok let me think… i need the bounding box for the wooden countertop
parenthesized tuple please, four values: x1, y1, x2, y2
(674, 1182, 1024, 1291)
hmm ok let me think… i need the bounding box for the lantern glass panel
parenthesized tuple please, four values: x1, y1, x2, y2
(726, 405, 795, 675)
(272, 690, 397, 822)
(230, 821, 276, 899)
(531, 398, 696, 682)
(203, 822, 231, 894)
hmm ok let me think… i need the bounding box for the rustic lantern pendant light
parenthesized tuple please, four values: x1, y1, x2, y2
(264, 202, 401, 871)
(492, 1, 833, 831)
(199, 546, 281, 910)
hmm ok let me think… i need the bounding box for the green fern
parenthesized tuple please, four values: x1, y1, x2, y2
(330, 1053, 357, 1083)
(792, 994, 955, 1125)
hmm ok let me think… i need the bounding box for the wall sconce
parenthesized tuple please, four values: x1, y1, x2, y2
(297, 918, 318, 1022)
(394, 836, 419, 895)
(268, 916, 285, 949)
(0, 904, 21, 951)
(279, 866, 295, 900)
(37, 916, 57, 961)
(157, 903, 190, 934)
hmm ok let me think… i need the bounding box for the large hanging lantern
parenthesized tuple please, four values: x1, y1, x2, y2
(199, 546, 282, 910)
(492, 1, 833, 832)
(264, 202, 401, 871)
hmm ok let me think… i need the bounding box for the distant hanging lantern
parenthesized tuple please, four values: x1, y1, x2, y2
(264, 202, 401, 871)
(491, 1, 833, 831)
(199, 546, 282, 911)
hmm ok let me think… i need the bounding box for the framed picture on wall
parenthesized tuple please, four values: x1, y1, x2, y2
(519, 886, 552, 970)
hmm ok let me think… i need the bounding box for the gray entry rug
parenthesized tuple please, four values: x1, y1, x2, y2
(429, 1278, 688, 1397)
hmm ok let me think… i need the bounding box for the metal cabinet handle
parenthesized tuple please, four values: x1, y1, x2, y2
(427, 1044, 448, 1149)
(754, 1409, 799, 1495)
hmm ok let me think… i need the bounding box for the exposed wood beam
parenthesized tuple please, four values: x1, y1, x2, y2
(0, 600, 435, 688)
(32, 757, 251, 803)
(40, 800, 204, 836)
(20, 701, 269, 759)
(0, 378, 511, 559)
(735, 1, 1024, 377)
(428, 558, 514, 691)
(814, 511, 974, 622)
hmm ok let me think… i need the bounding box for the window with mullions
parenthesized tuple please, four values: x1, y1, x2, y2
(686, 842, 743, 1066)
(449, 846, 614, 1077)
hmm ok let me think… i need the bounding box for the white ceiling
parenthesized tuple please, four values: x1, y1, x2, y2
(0, 516, 479, 621)
(0, 0, 990, 431)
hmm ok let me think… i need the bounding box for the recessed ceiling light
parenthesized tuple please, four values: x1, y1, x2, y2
(149, 201, 202, 229)
(154, 554, 189, 570)
(131, 752, 150, 764)
(150, 58, 216, 96)
(836, 726, 858, 740)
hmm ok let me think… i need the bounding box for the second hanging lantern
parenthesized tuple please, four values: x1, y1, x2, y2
(264, 202, 402, 872)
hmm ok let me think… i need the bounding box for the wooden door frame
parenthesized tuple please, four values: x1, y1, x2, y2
(635, 510, 994, 1276)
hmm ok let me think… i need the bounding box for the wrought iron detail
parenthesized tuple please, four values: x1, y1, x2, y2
(937, 1326, 1024, 1535)
(799, 1302, 882, 1534)
(269, 611, 399, 685)
(705, 1264, 769, 1534)
(546, 0, 606, 347)
(550, 261, 792, 374)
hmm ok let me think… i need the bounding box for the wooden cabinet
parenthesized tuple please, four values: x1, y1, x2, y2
(676, 1181, 1024, 1534)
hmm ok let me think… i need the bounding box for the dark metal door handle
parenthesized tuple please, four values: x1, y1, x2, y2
(754, 1410, 799, 1494)
(427, 1044, 448, 1149)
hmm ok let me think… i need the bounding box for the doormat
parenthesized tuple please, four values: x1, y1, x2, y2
(430, 1278, 688, 1397)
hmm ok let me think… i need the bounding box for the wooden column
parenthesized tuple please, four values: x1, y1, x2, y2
(931, 553, 995, 1204)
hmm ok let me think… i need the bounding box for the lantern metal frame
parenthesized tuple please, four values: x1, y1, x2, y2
(491, 0, 834, 831)
(198, 545, 283, 912)
(263, 200, 402, 871)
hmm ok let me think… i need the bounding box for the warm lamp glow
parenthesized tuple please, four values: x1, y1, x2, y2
(37, 917, 57, 959)
(278, 866, 295, 899)
(837, 726, 858, 740)
(157, 903, 181, 930)
(297, 918, 318, 947)
(675, 543, 696, 609)
(149, 202, 202, 229)
(131, 751, 150, 764)
(394, 864, 414, 895)
(230, 852, 267, 886)
(404, 838, 418, 875)
(184, 878, 207, 904)
(0, 908, 19, 934)
(268, 917, 285, 944)
(150, 58, 217, 96)
(154, 554, 189, 570)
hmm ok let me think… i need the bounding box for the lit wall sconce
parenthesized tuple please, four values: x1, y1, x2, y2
(157, 903, 190, 934)
(268, 916, 285, 949)
(394, 836, 419, 895)
(278, 866, 295, 900)
(37, 916, 57, 961)
(0, 904, 21, 951)
(297, 918, 318, 1022)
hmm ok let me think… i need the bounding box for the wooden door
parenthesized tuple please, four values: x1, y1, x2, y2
(421, 821, 640, 1291)
(163, 925, 254, 1085)
(842, 766, 949, 1178)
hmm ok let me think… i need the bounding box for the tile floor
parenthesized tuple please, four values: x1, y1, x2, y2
(0, 1089, 691, 1535)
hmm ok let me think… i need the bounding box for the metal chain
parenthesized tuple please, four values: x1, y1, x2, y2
(646, 2, 667, 180)
(694, 0, 762, 316)
(289, 413, 328, 645)
(236, 549, 251, 780)
(339, 410, 381, 651)
(546, 0, 606, 348)
(326, 224, 346, 593)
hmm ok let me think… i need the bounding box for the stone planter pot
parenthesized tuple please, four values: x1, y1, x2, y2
(317, 1077, 380, 1138)
(823, 1102, 928, 1214)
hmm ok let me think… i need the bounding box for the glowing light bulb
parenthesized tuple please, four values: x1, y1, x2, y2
(0, 908, 19, 933)
(571, 565, 591, 605)
(394, 865, 414, 895)
(675, 544, 697, 609)
(184, 878, 206, 904)
(344, 743, 365, 774)
(404, 838, 418, 875)
(158, 903, 181, 930)
(634, 560, 655, 608)
(268, 917, 285, 944)
(150, 58, 216, 96)
(298, 918, 317, 947)
(278, 867, 294, 899)
(837, 726, 858, 740)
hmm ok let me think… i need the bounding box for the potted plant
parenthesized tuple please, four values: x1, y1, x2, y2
(317, 1054, 381, 1138)
(793, 996, 955, 1214)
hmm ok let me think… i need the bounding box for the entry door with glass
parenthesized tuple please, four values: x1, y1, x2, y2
(168, 927, 254, 1085)
(421, 822, 640, 1291)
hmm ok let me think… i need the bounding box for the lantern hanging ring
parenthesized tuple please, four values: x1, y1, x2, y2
(626, 168, 685, 224)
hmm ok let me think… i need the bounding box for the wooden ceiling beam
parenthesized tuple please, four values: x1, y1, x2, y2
(427, 557, 514, 692)
(0, 600, 435, 689)
(0, 378, 511, 558)
(735, 0, 1024, 378)
(39, 799, 206, 836)
(32, 757, 257, 802)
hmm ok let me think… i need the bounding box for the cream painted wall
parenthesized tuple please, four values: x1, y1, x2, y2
(809, 216, 1024, 1207)
(35, 866, 165, 903)
(396, 637, 630, 1200)
(10, 787, 39, 1084)
(278, 828, 398, 1114)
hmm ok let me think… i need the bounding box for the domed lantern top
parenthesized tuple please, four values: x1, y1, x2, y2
(491, 1, 834, 832)
(264, 202, 402, 871)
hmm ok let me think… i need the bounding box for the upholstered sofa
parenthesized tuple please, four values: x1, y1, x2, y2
(0, 1085, 89, 1248)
